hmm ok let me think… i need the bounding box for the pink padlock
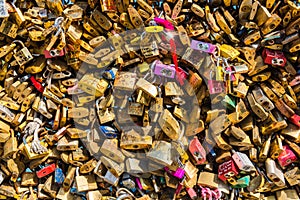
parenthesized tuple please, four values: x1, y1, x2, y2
(208, 79, 225, 94)
(164, 166, 185, 179)
(277, 145, 297, 167)
(44, 49, 64, 58)
(154, 63, 176, 78)
(189, 137, 206, 165)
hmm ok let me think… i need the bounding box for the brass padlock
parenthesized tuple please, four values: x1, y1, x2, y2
(100, 139, 125, 163)
(120, 129, 152, 150)
(3, 129, 17, 158)
(0, 18, 18, 38)
(13, 40, 33, 66)
(147, 141, 173, 166)
(75, 174, 98, 193)
(158, 109, 181, 140)
(78, 74, 109, 97)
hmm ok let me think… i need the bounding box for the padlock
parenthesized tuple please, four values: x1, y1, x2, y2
(147, 140, 173, 166)
(262, 48, 287, 67)
(247, 93, 269, 121)
(36, 163, 56, 178)
(0, 19, 18, 38)
(3, 129, 17, 158)
(277, 145, 297, 168)
(158, 109, 180, 140)
(100, 139, 125, 163)
(78, 74, 109, 97)
(270, 135, 283, 159)
(12, 40, 33, 66)
(57, 136, 79, 151)
(231, 150, 255, 173)
(96, 98, 115, 124)
(265, 158, 286, 187)
(230, 175, 250, 188)
(252, 86, 275, 111)
(75, 174, 98, 193)
(120, 129, 152, 150)
(72, 148, 89, 162)
(218, 160, 239, 182)
(154, 62, 176, 78)
(86, 190, 102, 200)
(188, 136, 206, 165)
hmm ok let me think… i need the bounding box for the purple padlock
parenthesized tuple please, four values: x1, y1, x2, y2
(190, 40, 216, 53)
(164, 166, 185, 179)
(154, 62, 176, 78)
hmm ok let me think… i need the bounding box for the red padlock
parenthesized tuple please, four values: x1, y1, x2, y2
(29, 76, 44, 93)
(36, 163, 56, 178)
(44, 49, 65, 58)
(289, 114, 300, 128)
(189, 137, 206, 165)
(262, 48, 286, 67)
(277, 145, 297, 168)
(218, 159, 239, 182)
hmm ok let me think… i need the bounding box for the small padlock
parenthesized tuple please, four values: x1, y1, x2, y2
(75, 174, 98, 193)
(262, 48, 287, 67)
(158, 109, 181, 140)
(189, 136, 206, 165)
(218, 159, 239, 183)
(13, 40, 33, 66)
(277, 145, 297, 168)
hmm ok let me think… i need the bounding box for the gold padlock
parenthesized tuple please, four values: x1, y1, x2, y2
(120, 129, 152, 150)
(78, 74, 109, 97)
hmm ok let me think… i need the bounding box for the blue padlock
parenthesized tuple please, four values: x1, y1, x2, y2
(54, 167, 65, 184)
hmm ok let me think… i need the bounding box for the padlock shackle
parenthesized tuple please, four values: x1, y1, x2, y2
(12, 40, 25, 48)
